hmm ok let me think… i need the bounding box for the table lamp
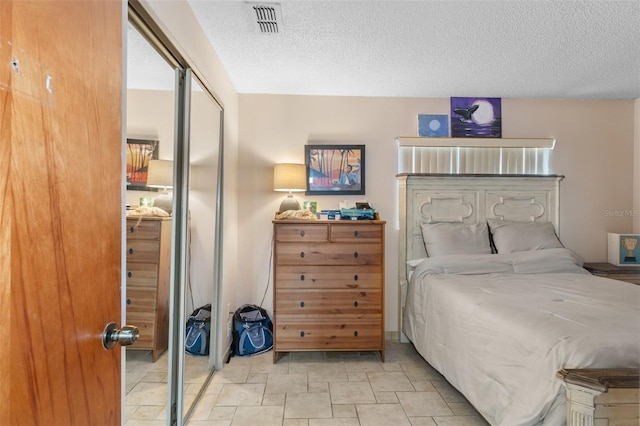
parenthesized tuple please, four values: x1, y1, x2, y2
(146, 159, 174, 213)
(273, 163, 306, 211)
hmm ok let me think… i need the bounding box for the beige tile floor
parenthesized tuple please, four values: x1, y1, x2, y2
(186, 342, 489, 426)
(125, 349, 211, 425)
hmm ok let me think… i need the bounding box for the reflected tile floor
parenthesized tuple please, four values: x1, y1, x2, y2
(187, 342, 489, 426)
(125, 349, 211, 425)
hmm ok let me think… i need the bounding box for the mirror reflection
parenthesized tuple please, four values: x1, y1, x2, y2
(124, 20, 222, 424)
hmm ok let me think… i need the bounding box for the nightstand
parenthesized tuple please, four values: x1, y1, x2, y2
(583, 263, 640, 286)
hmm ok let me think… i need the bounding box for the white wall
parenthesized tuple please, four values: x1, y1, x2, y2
(237, 95, 636, 336)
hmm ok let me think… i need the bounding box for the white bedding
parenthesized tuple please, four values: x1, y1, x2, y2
(403, 248, 640, 426)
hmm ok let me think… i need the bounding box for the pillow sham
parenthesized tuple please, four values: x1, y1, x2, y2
(420, 222, 492, 257)
(488, 219, 563, 253)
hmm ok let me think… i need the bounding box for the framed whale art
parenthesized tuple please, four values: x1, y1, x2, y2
(450, 97, 502, 138)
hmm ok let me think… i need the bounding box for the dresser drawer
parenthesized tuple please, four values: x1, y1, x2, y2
(126, 263, 159, 287)
(126, 241, 160, 263)
(126, 287, 158, 313)
(275, 224, 329, 242)
(275, 265, 382, 289)
(275, 318, 383, 351)
(275, 289, 382, 315)
(126, 219, 161, 240)
(330, 224, 383, 243)
(126, 312, 156, 348)
(276, 242, 382, 266)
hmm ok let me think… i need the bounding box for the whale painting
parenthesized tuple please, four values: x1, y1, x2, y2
(450, 97, 502, 138)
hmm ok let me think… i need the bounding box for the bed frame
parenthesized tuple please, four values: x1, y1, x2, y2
(397, 173, 564, 342)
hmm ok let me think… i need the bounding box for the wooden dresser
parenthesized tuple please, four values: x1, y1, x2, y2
(125, 216, 172, 361)
(272, 219, 386, 362)
(583, 263, 640, 285)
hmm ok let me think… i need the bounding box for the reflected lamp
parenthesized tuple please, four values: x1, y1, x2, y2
(146, 159, 174, 213)
(273, 163, 306, 212)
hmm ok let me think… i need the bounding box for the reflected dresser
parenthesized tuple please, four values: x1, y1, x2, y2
(125, 216, 171, 361)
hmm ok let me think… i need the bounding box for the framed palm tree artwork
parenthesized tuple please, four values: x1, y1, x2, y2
(126, 138, 159, 191)
(305, 144, 365, 195)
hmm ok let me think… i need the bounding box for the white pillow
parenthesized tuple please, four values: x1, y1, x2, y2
(420, 222, 492, 257)
(488, 220, 563, 253)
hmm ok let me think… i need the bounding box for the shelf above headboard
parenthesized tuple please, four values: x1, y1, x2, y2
(396, 137, 556, 149)
(397, 137, 557, 175)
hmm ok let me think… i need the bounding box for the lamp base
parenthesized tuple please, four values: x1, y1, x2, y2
(153, 192, 173, 214)
(279, 194, 300, 212)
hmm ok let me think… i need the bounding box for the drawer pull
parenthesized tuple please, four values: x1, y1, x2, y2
(354, 301, 359, 308)
(300, 230, 305, 237)
(353, 252, 358, 258)
(129, 226, 135, 233)
(354, 230, 359, 237)
(300, 252, 305, 258)
(128, 248, 134, 255)
(127, 272, 132, 278)
(300, 274, 305, 281)
(354, 331, 358, 337)
(354, 274, 358, 281)
(300, 301, 305, 308)
(300, 331, 305, 337)
(126, 298, 131, 305)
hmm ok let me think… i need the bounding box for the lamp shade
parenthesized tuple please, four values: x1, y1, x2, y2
(273, 163, 306, 192)
(146, 159, 173, 188)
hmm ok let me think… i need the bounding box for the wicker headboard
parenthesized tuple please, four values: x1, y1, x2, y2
(397, 173, 564, 341)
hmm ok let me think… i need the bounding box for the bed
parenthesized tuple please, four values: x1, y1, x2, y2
(397, 174, 640, 426)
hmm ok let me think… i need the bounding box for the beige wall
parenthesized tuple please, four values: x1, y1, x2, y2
(238, 95, 636, 334)
(635, 98, 640, 233)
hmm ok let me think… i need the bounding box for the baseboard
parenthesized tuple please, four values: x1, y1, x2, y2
(385, 331, 400, 342)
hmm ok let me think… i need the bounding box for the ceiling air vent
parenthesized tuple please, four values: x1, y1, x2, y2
(247, 3, 283, 34)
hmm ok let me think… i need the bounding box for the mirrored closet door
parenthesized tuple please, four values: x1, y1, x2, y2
(125, 4, 223, 424)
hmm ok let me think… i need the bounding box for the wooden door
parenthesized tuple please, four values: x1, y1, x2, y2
(1, 1, 124, 424)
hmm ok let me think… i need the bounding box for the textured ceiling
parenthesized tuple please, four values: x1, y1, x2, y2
(182, 0, 640, 100)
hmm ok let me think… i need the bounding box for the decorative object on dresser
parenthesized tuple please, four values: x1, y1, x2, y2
(582, 262, 640, 285)
(125, 216, 172, 361)
(272, 219, 385, 362)
(557, 368, 639, 426)
(146, 159, 174, 213)
(273, 163, 306, 212)
(607, 233, 640, 266)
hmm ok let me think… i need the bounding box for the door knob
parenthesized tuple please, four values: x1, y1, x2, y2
(102, 322, 139, 350)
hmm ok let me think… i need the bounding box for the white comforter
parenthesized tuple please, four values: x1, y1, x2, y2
(403, 248, 640, 426)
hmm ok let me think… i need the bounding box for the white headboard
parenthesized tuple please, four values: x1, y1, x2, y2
(397, 174, 564, 341)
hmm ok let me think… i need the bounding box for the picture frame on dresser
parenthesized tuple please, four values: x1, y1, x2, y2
(305, 144, 365, 195)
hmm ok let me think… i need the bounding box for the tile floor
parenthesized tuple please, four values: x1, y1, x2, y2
(125, 349, 211, 425)
(185, 342, 489, 426)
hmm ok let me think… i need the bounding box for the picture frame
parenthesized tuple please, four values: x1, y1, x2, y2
(126, 138, 159, 191)
(305, 144, 365, 195)
(418, 114, 449, 137)
(450, 97, 502, 138)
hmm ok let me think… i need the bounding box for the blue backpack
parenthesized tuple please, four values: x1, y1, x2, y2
(185, 304, 211, 356)
(232, 305, 273, 357)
